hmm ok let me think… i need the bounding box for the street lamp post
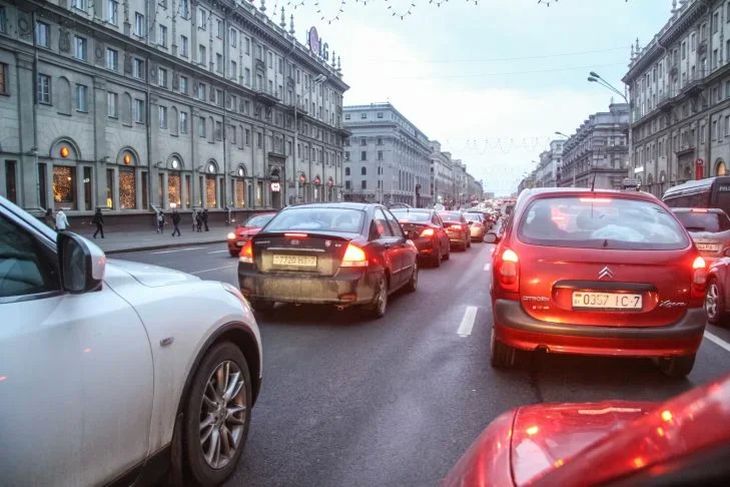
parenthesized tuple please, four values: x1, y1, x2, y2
(587, 72, 633, 179)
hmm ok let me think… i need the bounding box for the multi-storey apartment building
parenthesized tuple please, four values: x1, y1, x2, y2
(557, 103, 630, 189)
(0, 0, 348, 222)
(534, 139, 563, 188)
(343, 103, 432, 206)
(623, 0, 730, 197)
(429, 140, 454, 205)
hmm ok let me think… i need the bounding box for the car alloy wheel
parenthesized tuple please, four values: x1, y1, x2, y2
(706, 281, 720, 322)
(364, 276, 388, 319)
(199, 360, 247, 469)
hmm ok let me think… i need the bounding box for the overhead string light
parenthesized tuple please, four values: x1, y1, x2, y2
(314, 0, 347, 24)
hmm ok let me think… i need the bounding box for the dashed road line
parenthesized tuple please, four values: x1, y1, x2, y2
(151, 246, 205, 255)
(457, 306, 478, 337)
(207, 249, 230, 254)
(704, 331, 730, 353)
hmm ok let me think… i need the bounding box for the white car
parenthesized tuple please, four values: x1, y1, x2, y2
(0, 197, 262, 486)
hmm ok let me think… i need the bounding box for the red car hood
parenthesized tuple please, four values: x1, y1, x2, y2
(237, 226, 262, 237)
(445, 374, 730, 486)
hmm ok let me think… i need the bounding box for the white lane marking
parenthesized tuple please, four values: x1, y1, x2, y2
(191, 265, 236, 275)
(151, 246, 205, 255)
(483, 263, 491, 271)
(457, 306, 478, 337)
(207, 249, 229, 254)
(704, 331, 730, 353)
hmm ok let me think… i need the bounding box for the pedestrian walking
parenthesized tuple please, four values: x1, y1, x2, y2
(171, 209, 181, 237)
(202, 208, 209, 232)
(191, 209, 198, 232)
(92, 208, 105, 239)
(55, 209, 69, 231)
(156, 210, 165, 234)
(44, 208, 54, 228)
(196, 211, 203, 232)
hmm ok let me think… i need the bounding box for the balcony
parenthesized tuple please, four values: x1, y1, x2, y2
(682, 70, 706, 97)
(254, 88, 279, 106)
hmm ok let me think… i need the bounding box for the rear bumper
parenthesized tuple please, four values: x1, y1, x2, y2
(238, 267, 378, 305)
(413, 238, 436, 256)
(493, 299, 706, 357)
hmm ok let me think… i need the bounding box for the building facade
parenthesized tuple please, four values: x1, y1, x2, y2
(534, 139, 563, 187)
(623, 0, 730, 197)
(342, 103, 432, 206)
(557, 103, 630, 189)
(429, 140, 454, 205)
(0, 0, 348, 221)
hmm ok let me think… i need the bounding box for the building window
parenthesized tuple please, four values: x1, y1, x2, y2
(0, 7, 6, 34)
(159, 106, 168, 129)
(53, 166, 76, 210)
(361, 151, 367, 161)
(377, 112, 383, 118)
(132, 58, 144, 79)
(35, 21, 50, 47)
(345, 181, 351, 190)
(361, 167, 367, 175)
(345, 113, 351, 120)
(244, 68, 251, 86)
(157, 67, 167, 87)
(107, 92, 118, 117)
(360, 112, 366, 119)
(345, 151, 350, 161)
(215, 121, 222, 140)
(180, 35, 189, 57)
(230, 60, 237, 78)
(245, 37, 250, 55)
(198, 8, 207, 29)
(75, 84, 88, 112)
(360, 138, 366, 146)
(345, 167, 351, 176)
(215, 89, 223, 106)
(179, 111, 188, 133)
(197, 82, 206, 100)
(198, 117, 206, 137)
(0, 63, 7, 95)
(133, 99, 144, 123)
(179, 0, 190, 19)
(377, 137, 383, 145)
(37, 74, 51, 104)
(158, 24, 168, 47)
(179, 75, 188, 94)
(74, 36, 87, 60)
(107, 0, 119, 25)
(134, 12, 145, 36)
(216, 53, 223, 74)
(230, 28, 238, 47)
(377, 151, 383, 161)
(256, 132, 262, 148)
(361, 180, 367, 190)
(71, 0, 88, 10)
(198, 45, 206, 65)
(245, 128, 250, 145)
(106, 48, 119, 70)
(713, 11, 720, 34)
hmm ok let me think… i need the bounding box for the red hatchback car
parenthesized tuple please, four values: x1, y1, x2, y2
(391, 208, 451, 267)
(444, 373, 730, 486)
(227, 212, 276, 256)
(488, 189, 707, 377)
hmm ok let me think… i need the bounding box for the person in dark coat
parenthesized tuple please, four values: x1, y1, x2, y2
(92, 208, 104, 239)
(196, 211, 203, 232)
(171, 209, 181, 237)
(156, 211, 165, 233)
(202, 208, 209, 232)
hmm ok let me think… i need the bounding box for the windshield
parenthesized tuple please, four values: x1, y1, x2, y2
(518, 197, 689, 250)
(674, 211, 730, 233)
(439, 212, 463, 222)
(265, 208, 364, 233)
(246, 214, 275, 228)
(391, 210, 431, 222)
(464, 214, 483, 222)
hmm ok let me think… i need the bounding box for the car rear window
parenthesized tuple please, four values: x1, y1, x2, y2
(674, 211, 730, 233)
(391, 210, 431, 222)
(266, 208, 364, 233)
(518, 196, 689, 250)
(439, 211, 462, 221)
(246, 214, 275, 228)
(464, 214, 482, 222)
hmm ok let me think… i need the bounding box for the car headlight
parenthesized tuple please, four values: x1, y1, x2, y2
(227, 232, 236, 240)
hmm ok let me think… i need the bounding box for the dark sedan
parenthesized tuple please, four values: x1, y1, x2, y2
(238, 203, 418, 318)
(391, 208, 450, 267)
(672, 207, 730, 264)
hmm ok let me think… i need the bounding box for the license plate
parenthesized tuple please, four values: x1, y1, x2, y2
(696, 243, 720, 252)
(272, 254, 317, 267)
(572, 291, 642, 310)
(236, 241, 245, 246)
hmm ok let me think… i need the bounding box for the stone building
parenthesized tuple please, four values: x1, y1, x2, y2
(342, 102, 432, 207)
(534, 139, 563, 188)
(429, 140, 454, 205)
(623, 0, 730, 197)
(0, 0, 348, 222)
(557, 103, 630, 190)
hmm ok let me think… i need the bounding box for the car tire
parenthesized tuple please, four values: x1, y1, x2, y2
(229, 250, 239, 257)
(431, 246, 442, 267)
(466, 238, 471, 249)
(364, 275, 388, 319)
(490, 330, 517, 369)
(405, 264, 418, 293)
(656, 354, 696, 378)
(706, 278, 726, 325)
(249, 299, 275, 314)
(183, 342, 252, 486)
(443, 243, 450, 261)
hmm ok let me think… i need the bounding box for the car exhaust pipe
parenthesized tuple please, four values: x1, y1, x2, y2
(336, 305, 346, 311)
(535, 345, 549, 353)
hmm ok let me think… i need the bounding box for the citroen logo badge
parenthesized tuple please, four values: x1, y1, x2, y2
(598, 266, 614, 280)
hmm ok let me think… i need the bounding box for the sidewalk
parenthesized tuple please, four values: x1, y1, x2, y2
(75, 222, 233, 254)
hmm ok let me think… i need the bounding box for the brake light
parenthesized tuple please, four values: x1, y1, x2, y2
(285, 233, 308, 238)
(690, 208, 709, 213)
(420, 228, 435, 237)
(340, 243, 368, 267)
(691, 255, 707, 300)
(239, 240, 253, 264)
(579, 197, 612, 203)
(497, 248, 520, 294)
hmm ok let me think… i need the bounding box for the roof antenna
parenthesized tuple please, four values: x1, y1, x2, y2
(590, 170, 597, 192)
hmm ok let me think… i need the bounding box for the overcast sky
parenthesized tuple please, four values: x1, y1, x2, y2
(268, 0, 671, 196)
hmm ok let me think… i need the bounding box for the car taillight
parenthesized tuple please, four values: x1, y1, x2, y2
(239, 240, 253, 264)
(420, 228, 435, 237)
(227, 232, 236, 240)
(496, 248, 520, 294)
(341, 243, 368, 267)
(691, 255, 707, 300)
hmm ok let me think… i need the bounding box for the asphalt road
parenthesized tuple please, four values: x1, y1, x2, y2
(114, 242, 730, 487)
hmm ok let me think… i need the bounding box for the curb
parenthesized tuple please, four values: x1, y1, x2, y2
(102, 238, 226, 255)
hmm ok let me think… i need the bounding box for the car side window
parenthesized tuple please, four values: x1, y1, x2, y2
(384, 209, 405, 238)
(432, 214, 441, 226)
(0, 215, 60, 298)
(372, 209, 395, 238)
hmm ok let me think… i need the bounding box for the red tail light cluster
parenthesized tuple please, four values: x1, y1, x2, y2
(341, 243, 368, 268)
(691, 256, 707, 301)
(239, 240, 253, 264)
(495, 248, 520, 295)
(420, 228, 435, 237)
